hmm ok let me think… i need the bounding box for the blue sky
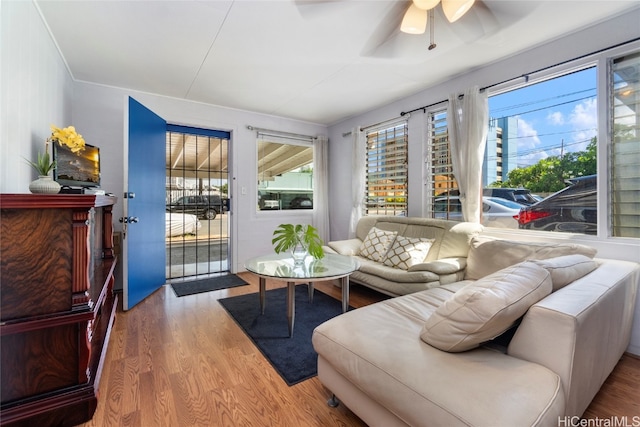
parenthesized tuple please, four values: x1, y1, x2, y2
(488, 67, 597, 167)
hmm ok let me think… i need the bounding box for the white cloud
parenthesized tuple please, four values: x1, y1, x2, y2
(515, 116, 548, 166)
(568, 98, 597, 149)
(547, 111, 564, 125)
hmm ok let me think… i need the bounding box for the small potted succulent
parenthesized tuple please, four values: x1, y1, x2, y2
(272, 223, 325, 265)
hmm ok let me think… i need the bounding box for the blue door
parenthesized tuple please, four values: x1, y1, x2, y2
(123, 97, 166, 310)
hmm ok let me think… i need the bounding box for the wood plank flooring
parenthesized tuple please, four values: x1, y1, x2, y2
(79, 272, 640, 426)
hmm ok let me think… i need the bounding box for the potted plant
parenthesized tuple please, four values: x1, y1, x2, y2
(25, 125, 86, 194)
(272, 223, 325, 265)
(25, 143, 60, 194)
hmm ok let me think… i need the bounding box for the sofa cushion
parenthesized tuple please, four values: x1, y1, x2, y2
(464, 235, 597, 280)
(534, 254, 599, 291)
(407, 258, 467, 274)
(381, 236, 434, 270)
(327, 238, 362, 256)
(359, 227, 397, 262)
(421, 261, 552, 352)
(358, 258, 440, 283)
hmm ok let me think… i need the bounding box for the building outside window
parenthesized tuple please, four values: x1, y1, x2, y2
(365, 121, 408, 217)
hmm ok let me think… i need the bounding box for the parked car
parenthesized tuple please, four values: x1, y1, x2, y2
(289, 197, 313, 209)
(365, 197, 386, 208)
(517, 174, 596, 235)
(166, 195, 224, 220)
(260, 199, 280, 210)
(434, 196, 522, 228)
(165, 212, 201, 237)
(483, 188, 538, 205)
(439, 187, 538, 206)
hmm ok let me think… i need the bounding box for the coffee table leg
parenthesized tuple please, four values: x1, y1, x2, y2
(287, 282, 295, 337)
(259, 277, 266, 315)
(341, 276, 350, 313)
(308, 282, 314, 303)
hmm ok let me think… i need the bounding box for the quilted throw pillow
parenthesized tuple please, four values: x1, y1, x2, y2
(382, 236, 434, 270)
(359, 227, 398, 262)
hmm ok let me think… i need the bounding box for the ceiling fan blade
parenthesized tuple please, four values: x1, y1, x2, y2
(442, 1, 498, 42)
(293, 0, 346, 19)
(446, 0, 539, 43)
(360, 1, 412, 58)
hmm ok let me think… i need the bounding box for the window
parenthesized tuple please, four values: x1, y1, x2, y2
(426, 68, 599, 231)
(425, 109, 457, 220)
(423, 42, 640, 238)
(610, 51, 640, 238)
(256, 132, 314, 211)
(365, 121, 408, 216)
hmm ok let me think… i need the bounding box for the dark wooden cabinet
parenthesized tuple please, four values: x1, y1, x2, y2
(0, 194, 118, 427)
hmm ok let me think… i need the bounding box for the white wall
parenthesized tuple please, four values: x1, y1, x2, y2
(1, 0, 74, 192)
(72, 82, 327, 274)
(326, 10, 640, 354)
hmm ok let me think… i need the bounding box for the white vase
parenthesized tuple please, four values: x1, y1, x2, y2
(29, 175, 61, 194)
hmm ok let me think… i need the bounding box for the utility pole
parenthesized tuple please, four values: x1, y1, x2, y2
(559, 138, 564, 182)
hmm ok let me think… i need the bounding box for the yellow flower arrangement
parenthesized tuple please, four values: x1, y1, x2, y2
(48, 125, 86, 152)
(25, 125, 87, 176)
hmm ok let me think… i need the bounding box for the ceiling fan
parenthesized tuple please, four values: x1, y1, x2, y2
(294, 0, 505, 58)
(400, 0, 475, 50)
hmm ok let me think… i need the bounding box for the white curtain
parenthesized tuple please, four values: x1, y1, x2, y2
(447, 86, 489, 223)
(313, 136, 330, 243)
(348, 128, 366, 238)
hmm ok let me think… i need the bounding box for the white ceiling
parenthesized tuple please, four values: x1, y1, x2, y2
(36, 0, 638, 125)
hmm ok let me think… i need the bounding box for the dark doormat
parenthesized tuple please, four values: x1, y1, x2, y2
(171, 274, 248, 297)
(218, 285, 351, 386)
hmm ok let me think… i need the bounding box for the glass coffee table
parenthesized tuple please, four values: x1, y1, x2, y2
(244, 253, 359, 337)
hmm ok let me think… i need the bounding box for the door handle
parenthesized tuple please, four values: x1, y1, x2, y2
(119, 216, 139, 224)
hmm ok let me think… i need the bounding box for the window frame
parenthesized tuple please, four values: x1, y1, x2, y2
(422, 39, 640, 242)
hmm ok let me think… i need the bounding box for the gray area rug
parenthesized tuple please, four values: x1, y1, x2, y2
(171, 274, 248, 297)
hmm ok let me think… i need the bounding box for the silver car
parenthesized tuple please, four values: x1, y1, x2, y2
(434, 196, 522, 228)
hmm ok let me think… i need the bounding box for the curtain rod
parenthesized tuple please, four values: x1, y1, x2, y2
(247, 125, 317, 141)
(342, 113, 410, 138)
(399, 37, 639, 117)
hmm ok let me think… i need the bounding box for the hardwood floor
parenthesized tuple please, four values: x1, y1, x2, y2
(79, 273, 640, 426)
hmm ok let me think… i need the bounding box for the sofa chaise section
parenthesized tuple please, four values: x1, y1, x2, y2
(313, 236, 640, 427)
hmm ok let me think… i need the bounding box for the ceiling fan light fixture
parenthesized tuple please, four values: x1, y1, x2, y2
(401, 3, 428, 34)
(413, 0, 441, 10)
(442, 0, 475, 23)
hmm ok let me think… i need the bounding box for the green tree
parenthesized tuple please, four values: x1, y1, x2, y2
(492, 137, 597, 193)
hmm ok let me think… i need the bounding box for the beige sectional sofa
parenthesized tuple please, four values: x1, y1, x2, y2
(313, 235, 640, 427)
(324, 216, 483, 296)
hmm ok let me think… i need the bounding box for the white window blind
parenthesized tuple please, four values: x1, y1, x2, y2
(611, 51, 640, 238)
(365, 120, 408, 216)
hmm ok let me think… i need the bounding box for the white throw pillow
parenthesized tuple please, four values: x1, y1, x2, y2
(421, 261, 552, 352)
(382, 236, 434, 270)
(359, 227, 398, 262)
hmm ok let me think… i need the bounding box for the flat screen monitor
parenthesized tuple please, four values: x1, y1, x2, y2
(53, 142, 101, 188)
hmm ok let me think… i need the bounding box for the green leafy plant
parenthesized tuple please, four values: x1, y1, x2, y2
(25, 150, 56, 176)
(272, 223, 325, 260)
